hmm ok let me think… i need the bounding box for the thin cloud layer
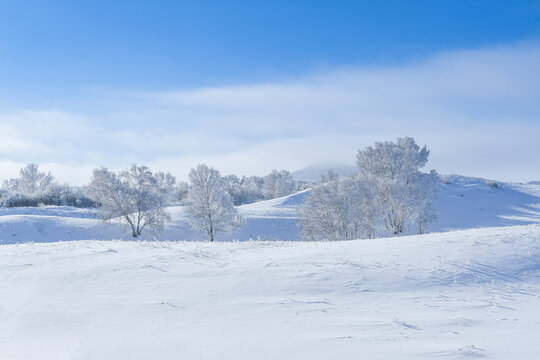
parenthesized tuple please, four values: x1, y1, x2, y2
(1, 42, 539, 184)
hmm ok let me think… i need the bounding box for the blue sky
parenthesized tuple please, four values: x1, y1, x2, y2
(0, 1, 539, 183)
(1, 1, 539, 92)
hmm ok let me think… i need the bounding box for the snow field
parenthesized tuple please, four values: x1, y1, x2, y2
(1, 224, 539, 359)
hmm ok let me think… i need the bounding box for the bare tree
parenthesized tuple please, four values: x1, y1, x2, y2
(88, 164, 170, 237)
(185, 164, 244, 241)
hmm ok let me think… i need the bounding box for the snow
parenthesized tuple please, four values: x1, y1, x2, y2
(1, 175, 539, 358)
(1, 176, 538, 243)
(1, 224, 539, 359)
(434, 175, 540, 231)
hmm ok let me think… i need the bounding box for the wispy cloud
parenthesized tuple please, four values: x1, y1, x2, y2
(1, 42, 539, 184)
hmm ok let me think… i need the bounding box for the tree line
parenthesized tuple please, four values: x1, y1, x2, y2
(0, 163, 307, 241)
(0, 165, 306, 209)
(0, 137, 440, 241)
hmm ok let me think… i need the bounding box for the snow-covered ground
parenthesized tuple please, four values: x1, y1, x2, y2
(434, 175, 540, 231)
(0, 176, 538, 243)
(1, 175, 539, 358)
(1, 224, 539, 359)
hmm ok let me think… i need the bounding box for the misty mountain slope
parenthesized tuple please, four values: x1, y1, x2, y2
(292, 163, 357, 182)
(1, 224, 539, 359)
(0, 176, 539, 244)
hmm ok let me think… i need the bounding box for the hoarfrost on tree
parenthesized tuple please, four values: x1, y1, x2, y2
(356, 137, 440, 235)
(185, 164, 244, 241)
(299, 170, 377, 241)
(88, 164, 171, 237)
(299, 137, 440, 240)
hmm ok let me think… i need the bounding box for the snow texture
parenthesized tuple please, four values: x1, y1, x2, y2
(0, 224, 539, 359)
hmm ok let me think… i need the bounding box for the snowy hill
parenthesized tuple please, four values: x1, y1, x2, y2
(0, 175, 539, 244)
(434, 175, 540, 231)
(1, 224, 539, 359)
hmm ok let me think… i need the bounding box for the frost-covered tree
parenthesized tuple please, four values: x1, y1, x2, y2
(298, 171, 377, 241)
(239, 175, 265, 204)
(155, 171, 177, 202)
(356, 137, 439, 235)
(3, 163, 54, 195)
(21, 163, 54, 194)
(88, 164, 170, 237)
(0, 163, 84, 207)
(175, 181, 189, 203)
(1, 163, 95, 208)
(224, 174, 268, 205)
(295, 180, 311, 192)
(0, 188, 9, 207)
(262, 169, 296, 199)
(185, 164, 244, 241)
(215, 170, 300, 205)
(224, 174, 244, 206)
(411, 170, 440, 234)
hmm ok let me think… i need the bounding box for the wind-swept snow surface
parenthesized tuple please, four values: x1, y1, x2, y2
(434, 176, 540, 231)
(1, 225, 539, 359)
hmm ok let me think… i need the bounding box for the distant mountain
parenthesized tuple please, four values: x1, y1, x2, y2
(291, 163, 357, 182)
(528, 181, 540, 185)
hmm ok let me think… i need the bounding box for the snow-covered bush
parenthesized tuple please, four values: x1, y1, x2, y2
(88, 164, 170, 237)
(185, 164, 244, 241)
(39, 183, 95, 207)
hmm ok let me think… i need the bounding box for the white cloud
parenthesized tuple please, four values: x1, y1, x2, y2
(0, 41, 539, 184)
